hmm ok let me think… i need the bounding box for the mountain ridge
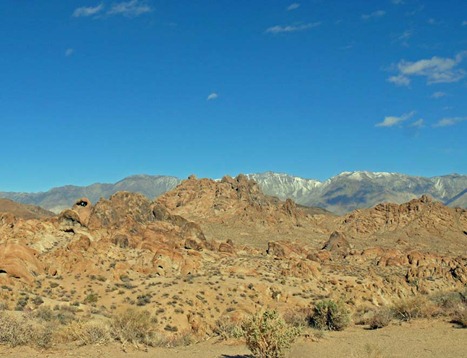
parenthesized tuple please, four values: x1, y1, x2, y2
(1, 171, 466, 214)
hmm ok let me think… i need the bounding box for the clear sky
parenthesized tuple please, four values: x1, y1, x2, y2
(1, 0, 466, 192)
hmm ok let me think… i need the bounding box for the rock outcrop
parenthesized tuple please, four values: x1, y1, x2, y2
(156, 174, 310, 227)
(0, 243, 44, 284)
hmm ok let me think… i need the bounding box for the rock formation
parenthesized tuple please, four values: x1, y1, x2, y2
(0, 186, 465, 341)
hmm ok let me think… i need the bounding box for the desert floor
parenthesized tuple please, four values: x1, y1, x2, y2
(1, 319, 465, 358)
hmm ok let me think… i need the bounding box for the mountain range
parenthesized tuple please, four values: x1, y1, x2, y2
(0, 175, 180, 214)
(1, 171, 466, 214)
(246, 171, 467, 214)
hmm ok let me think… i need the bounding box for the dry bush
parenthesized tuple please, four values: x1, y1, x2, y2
(33, 306, 55, 322)
(282, 307, 310, 328)
(451, 304, 467, 328)
(33, 305, 77, 325)
(430, 291, 463, 309)
(367, 307, 393, 330)
(0, 311, 52, 348)
(164, 329, 196, 347)
(392, 296, 437, 321)
(61, 320, 112, 345)
(429, 290, 466, 317)
(309, 300, 350, 331)
(111, 308, 159, 348)
(214, 317, 244, 340)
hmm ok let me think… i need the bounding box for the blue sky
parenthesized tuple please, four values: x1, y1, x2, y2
(1, 0, 466, 192)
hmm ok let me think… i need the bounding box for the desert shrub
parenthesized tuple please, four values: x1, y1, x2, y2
(164, 329, 196, 347)
(283, 307, 310, 328)
(309, 300, 350, 331)
(451, 304, 467, 328)
(367, 307, 392, 330)
(241, 309, 301, 358)
(32, 296, 44, 306)
(214, 317, 244, 340)
(83, 293, 99, 304)
(33, 305, 76, 325)
(34, 306, 54, 322)
(0, 311, 52, 348)
(111, 308, 159, 348)
(63, 320, 112, 345)
(0, 312, 33, 347)
(429, 290, 467, 318)
(15, 295, 29, 311)
(392, 296, 436, 321)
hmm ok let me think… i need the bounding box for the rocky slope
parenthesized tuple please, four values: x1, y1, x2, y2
(0, 198, 55, 220)
(0, 183, 465, 344)
(155, 174, 333, 246)
(336, 195, 467, 254)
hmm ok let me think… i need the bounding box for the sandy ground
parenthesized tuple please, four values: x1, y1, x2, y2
(1, 319, 465, 358)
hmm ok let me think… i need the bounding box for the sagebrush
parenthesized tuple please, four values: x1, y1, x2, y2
(241, 309, 301, 358)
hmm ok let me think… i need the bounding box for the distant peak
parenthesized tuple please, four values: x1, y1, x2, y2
(337, 171, 397, 179)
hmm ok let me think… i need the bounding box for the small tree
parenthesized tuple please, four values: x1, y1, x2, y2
(241, 309, 301, 358)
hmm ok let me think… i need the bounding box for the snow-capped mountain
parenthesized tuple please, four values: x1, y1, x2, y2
(245, 172, 321, 201)
(247, 171, 467, 214)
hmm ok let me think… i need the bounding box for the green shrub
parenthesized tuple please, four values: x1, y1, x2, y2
(84, 293, 99, 304)
(241, 309, 301, 358)
(309, 300, 350, 331)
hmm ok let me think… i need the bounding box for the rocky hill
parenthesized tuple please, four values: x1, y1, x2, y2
(0, 198, 55, 220)
(156, 174, 310, 225)
(155, 174, 333, 246)
(336, 195, 467, 254)
(1, 171, 466, 215)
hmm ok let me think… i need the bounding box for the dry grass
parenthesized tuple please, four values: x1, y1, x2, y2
(282, 307, 310, 328)
(451, 305, 467, 328)
(366, 307, 393, 330)
(391, 296, 438, 322)
(0, 305, 196, 351)
(0, 311, 52, 348)
(110, 308, 161, 348)
(214, 317, 244, 340)
(59, 319, 112, 345)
